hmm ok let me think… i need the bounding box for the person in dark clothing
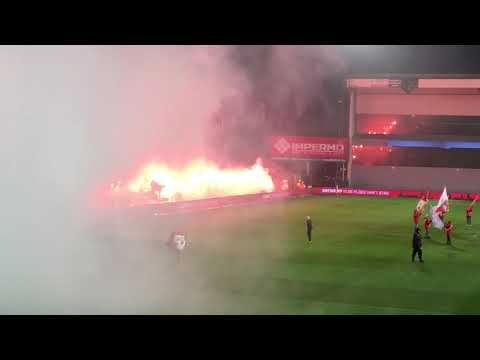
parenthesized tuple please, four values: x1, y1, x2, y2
(412, 227, 424, 263)
(306, 216, 313, 242)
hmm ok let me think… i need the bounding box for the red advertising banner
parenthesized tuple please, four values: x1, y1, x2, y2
(313, 187, 480, 200)
(314, 187, 392, 197)
(270, 136, 348, 160)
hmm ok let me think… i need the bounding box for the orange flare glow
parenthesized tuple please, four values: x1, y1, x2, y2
(126, 158, 274, 202)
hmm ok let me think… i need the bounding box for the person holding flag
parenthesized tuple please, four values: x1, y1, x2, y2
(414, 193, 429, 228)
(416, 193, 429, 214)
(437, 206, 446, 222)
(431, 187, 449, 230)
(466, 197, 477, 225)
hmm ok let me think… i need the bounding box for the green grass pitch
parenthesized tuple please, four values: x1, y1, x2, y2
(111, 196, 480, 314)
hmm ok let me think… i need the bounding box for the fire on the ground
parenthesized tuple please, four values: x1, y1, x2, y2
(106, 158, 275, 205)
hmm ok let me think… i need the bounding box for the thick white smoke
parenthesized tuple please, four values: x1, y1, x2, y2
(219, 45, 346, 163)
(0, 45, 343, 314)
(0, 45, 249, 313)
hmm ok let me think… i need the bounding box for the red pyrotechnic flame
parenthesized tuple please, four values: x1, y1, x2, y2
(109, 158, 275, 204)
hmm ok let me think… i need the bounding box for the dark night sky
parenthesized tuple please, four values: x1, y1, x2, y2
(341, 45, 480, 75)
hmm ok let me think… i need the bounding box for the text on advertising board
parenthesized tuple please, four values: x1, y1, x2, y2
(270, 136, 348, 159)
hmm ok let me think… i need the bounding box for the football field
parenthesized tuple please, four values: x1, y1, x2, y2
(110, 196, 480, 314)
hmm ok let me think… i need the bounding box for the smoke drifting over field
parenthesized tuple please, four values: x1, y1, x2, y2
(222, 45, 345, 164)
(0, 46, 343, 313)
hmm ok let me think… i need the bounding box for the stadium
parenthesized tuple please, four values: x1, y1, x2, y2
(96, 72, 480, 315)
(5, 46, 480, 315)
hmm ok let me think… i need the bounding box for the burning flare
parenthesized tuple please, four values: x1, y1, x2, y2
(125, 158, 274, 202)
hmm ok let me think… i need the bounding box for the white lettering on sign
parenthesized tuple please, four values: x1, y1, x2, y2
(291, 143, 344, 154)
(322, 188, 337, 193)
(320, 188, 391, 197)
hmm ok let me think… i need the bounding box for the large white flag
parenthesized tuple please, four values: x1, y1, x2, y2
(431, 187, 449, 229)
(437, 187, 449, 213)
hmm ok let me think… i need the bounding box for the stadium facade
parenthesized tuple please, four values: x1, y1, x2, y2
(346, 75, 480, 192)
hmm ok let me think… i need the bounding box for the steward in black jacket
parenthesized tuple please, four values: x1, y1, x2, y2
(412, 227, 423, 263)
(306, 216, 313, 242)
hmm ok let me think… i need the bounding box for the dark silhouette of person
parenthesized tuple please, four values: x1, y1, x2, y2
(412, 227, 423, 263)
(306, 216, 313, 242)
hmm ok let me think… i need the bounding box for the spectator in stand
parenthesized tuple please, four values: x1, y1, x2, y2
(444, 220, 453, 245)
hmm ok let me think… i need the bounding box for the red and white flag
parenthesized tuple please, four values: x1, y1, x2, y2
(437, 187, 449, 213)
(431, 187, 449, 229)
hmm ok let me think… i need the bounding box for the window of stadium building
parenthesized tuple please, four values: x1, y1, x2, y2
(356, 115, 480, 137)
(352, 147, 480, 169)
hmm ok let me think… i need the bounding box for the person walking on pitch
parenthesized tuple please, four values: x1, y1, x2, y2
(412, 227, 424, 263)
(466, 198, 476, 225)
(306, 216, 313, 242)
(412, 208, 420, 228)
(424, 216, 432, 239)
(444, 220, 453, 245)
(166, 231, 187, 264)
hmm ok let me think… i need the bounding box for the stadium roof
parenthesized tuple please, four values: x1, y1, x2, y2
(347, 74, 480, 79)
(346, 76, 480, 93)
